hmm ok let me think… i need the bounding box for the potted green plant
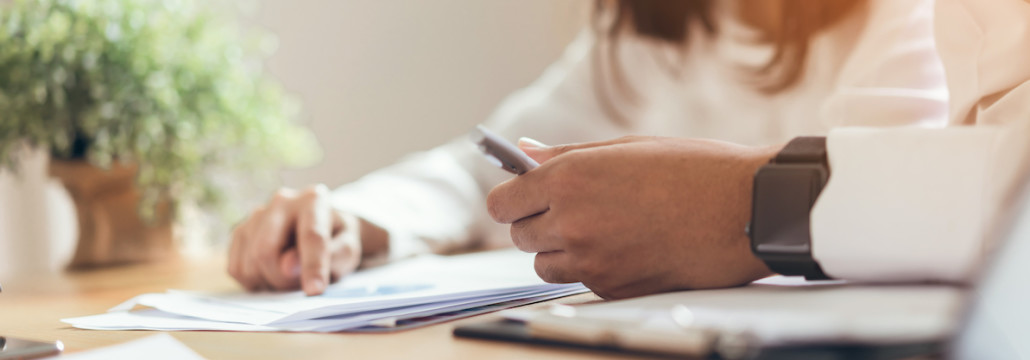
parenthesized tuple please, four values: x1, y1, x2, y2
(0, 0, 318, 268)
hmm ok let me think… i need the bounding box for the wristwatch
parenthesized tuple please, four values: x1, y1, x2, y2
(748, 137, 832, 280)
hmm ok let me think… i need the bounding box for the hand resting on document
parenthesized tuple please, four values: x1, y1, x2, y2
(229, 184, 388, 296)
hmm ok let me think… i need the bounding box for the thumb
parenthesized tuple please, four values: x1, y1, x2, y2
(279, 247, 301, 281)
(518, 136, 646, 163)
(517, 137, 555, 163)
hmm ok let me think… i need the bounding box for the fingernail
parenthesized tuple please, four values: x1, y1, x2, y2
(518, 137, 547, 150)
(305, 278, 326, 296)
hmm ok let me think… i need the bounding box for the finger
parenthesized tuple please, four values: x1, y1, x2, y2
(239, 247, 268, 292)
(230, 213, 268, 292)
(239, 220, 271, 292)
(518, 136, 646, 163)
(279, 247, 302, 286)
(228, 205, 266, 281)
(297, 185, 333, 296)
(509, 212, 563, 253)
(328, 211, 361, 281)
(252, 207, 299, 291)
(533, 251, 578, 284)
(487, 171, 550, 224)
(227, 223, 246, 284)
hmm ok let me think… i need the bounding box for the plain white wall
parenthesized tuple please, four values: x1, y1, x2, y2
(0, 1, 589, 274)
(261, 0, 589, 188)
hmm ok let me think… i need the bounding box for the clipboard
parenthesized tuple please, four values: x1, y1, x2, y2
(452, 278, 958, 359)
(453, 319, 638, 355)
(453, 318, 942, 359)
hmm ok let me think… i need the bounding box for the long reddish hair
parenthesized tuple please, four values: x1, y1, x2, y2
(593, 0, 866, 120)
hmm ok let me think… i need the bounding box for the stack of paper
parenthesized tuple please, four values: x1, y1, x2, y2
(63, 249, 587, 332)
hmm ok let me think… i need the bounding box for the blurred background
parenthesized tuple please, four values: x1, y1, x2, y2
(0, 0, 588, 274)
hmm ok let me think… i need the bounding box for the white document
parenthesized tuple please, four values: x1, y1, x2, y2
(43, 334, 205, 360)
(66, 309, 279, 332)
(63, 249, 587, 332)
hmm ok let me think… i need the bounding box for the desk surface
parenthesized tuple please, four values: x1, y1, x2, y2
(0, 256, 657, 359)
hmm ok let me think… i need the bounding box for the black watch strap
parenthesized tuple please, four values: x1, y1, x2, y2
(758, 253, 830, 279)
(775, 137, 828, 164)
(751, 137, 832, 280)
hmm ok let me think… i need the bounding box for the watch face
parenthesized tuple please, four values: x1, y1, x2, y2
(751, 164, 827, 254)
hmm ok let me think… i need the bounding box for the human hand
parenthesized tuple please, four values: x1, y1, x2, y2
(228, 184, 363, 295)
(487, 136, 778, 299)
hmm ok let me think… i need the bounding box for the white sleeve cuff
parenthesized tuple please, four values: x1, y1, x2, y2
(331, 186, 432, 267)
(810, 127, 1003, 283)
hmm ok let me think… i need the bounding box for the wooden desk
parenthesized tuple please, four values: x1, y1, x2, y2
(0, 256, 656, 359)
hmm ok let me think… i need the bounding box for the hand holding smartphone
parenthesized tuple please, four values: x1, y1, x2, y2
(470, 125, 539, 175)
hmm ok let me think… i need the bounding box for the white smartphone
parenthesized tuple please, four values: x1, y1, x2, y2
(0, 336, 63, 359)
(470, 125, 539, 175)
